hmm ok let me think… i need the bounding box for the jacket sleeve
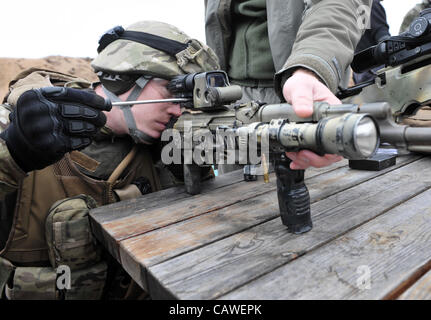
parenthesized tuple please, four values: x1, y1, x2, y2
(0, 70, 55, 200)
(274, 0, 372, 96)
(0, 69, 94, 201)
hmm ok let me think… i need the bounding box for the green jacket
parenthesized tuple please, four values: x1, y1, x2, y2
(205, 0, 372, 97)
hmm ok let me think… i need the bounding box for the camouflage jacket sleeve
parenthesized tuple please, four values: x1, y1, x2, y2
(0, 69, 94, 201)
(399, 2, 427, 34)
(274, 0, 372, 96)
(0, 105, 27, 201)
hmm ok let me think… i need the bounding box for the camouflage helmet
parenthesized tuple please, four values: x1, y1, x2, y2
(91, 20, 220, 80)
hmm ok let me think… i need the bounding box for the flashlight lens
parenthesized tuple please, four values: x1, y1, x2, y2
(355, 116, 379, 158)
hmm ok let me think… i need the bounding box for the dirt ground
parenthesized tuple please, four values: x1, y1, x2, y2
(0, 56, 98, 101)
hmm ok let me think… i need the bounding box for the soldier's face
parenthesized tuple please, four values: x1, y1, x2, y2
(102, 78, 181, 139)
(129, 78, 181, 139)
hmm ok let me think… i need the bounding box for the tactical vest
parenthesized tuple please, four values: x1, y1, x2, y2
(0, 146, 160, 266)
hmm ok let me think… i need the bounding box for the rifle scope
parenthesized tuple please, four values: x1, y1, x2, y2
(167, 71, 242, 110)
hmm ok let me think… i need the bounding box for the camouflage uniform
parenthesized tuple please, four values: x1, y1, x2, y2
(397, 1, 431, 127)
(0, 21, 219, 300)
(0, 69, 162, 300)
(399, 0, 431, 34)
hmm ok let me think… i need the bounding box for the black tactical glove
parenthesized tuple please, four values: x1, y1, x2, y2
(0, 87, 112, 172)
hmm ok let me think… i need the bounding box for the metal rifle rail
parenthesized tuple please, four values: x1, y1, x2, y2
(111, 98, 191, 106)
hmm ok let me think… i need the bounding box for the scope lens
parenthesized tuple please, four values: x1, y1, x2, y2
(206, 72, 227, 87)
(354, 116, 379, 158)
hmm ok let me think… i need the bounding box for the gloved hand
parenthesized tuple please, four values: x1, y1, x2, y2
(0, 87, 112, 172)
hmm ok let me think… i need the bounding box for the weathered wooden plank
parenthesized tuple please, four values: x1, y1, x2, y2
(121, 193, 279, 292)
(397, 269, 431, 300)
(91, 168, 248, 221)
(91, 161, 345, 224)
(107, 155, 416, 243)
(93, 160, 347, 225)
(146, 156, 431, 299)
(123, 156, 422, 293)
(90, 160, 351, 261)
(219, 187, 431, 300)
(105, 174, 276, 238)
(89, 169, 244, 260)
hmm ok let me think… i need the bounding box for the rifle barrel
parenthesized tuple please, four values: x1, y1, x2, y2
(111, 98, 191, 106)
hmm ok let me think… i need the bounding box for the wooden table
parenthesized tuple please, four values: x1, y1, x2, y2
(89, 154, 431, 300)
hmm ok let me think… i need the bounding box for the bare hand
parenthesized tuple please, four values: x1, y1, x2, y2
(282, 68, 343, 169)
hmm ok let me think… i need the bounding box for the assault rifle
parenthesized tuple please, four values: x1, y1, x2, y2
(167, 71, 380, 234)
(338, 8, 431, 154)
(114, 69, 431, 234)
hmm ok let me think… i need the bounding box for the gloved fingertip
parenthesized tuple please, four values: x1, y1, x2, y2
(104, 99, 113, 111)
(40, 86, 64, 96)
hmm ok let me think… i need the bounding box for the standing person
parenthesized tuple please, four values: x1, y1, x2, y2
(398, 1, 431, 129)
(0, 21, 219, 300)
(205, 0, 372, 170)
(353, 0, 391, 84)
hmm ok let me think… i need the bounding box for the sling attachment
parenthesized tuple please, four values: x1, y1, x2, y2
(108, 145, 137, 184)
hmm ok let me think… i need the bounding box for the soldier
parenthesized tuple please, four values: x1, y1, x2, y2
(399, 0, 431, 34)
(0, 21, 219, 300)
(205, 0, 372, 170)
(397, 1, 431, 128)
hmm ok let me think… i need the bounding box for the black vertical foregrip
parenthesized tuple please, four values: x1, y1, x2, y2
(183, 164, 202, 195)
(274, 157, 313, 234)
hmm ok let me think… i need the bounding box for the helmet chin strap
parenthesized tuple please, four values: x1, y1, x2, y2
(103, 75, 158, 145)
